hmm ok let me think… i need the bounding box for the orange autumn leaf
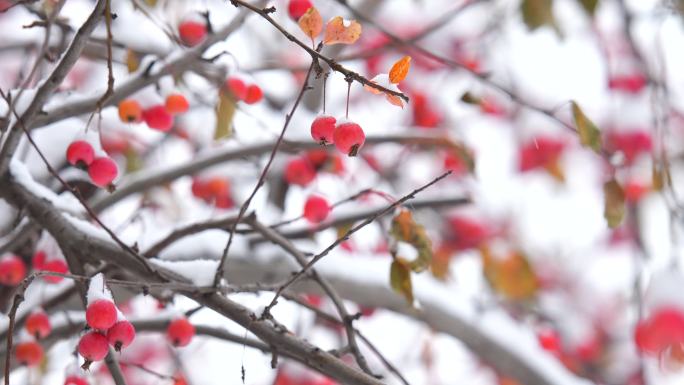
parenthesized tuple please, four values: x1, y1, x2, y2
(298, 7, 322, 40)
(389, 56, 411, 84)
(364, 74, 405, 108)
(481, 246, 538, 301)
(323, 16, 362, 45)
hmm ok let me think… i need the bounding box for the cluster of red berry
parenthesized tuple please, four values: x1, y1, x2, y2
(118, 93, 189, 132)
(224, 76, 263, 104)
(78, 275, 136, 369)
(191, 176, 234, 209)
(66, 140, 119, 188)
(0, 250, 69, 287)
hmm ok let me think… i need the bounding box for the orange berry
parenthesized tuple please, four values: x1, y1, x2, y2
(165, 93, 190, 115)
(118, 99, 143, 123)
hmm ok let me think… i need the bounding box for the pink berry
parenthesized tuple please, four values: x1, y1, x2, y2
(88, 157, 118, 188)
(244, 84, 263, 104)
(64, 375, 90, 385)
(85, 299, 117, 330)
(288, 0, 312, 20)
(224, 77, 247, 100)
(167, 317, 195, 347)
(41, 259, 68, 284)
(333, 121, 365, 157)
(107, 320, 136, 351)
(142, 105, 174, 132)
(15, 341, 43, 367)
(310, 115, 336, 145)
(284, 157, 316, 186)
(0, 254, 26, 286)
(25, 310, 51, 339)
(178, 20, 207, 47)
(66, 141, 95, 167)
(78, 331, 109, 367)
(303, 195, 330, 223)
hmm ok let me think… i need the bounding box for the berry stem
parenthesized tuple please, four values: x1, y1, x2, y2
(345, 81, 351, 119)
(322, 73, 328, 115)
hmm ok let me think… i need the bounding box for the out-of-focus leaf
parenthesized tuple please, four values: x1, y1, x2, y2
(124, 148, 143, 173)
(577, 0, 599, 15)
(604, 178, 625, 228)
(571, 101, 602, 153)
(430, 246, 452, 281)
(336, 222, 353, 239)
(652, 162, 672, 192)
(460, 91, 481, 105)
(126, 49, 140, 73)
(323, 16, 362, 45)
(543, 158, 565, 182)
(144, 0, 157, 6)
(298, 7, 323, 41)
(214, 92, 236, 140)
(391, 209, 433, 272)
(521, 0, 556, 31)
(390, 257, 413, 305)
(389, 56, 411, 84)
(482, 246, 538, 300)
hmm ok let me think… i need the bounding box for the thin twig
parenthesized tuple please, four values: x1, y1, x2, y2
(263, 171, 452, 315)
(212, 60, 317, 287)
(228, 0, 408, 102)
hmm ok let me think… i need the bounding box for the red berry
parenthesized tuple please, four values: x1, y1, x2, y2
(165, 93, 190, 115)
(32, 251, 46, 270)
(142, 105, 174, 132)
(42, 259, 68, 284)
(15, 341, 43, 367)
(519, 136, 566, 172)
(86, 299, 118, 330)
(284, 157, 316, 186)
(25, 310, 51, 339)
(446, 215, 490, 251)
(167, 317, 195, 347)
(333, 121, 365, 157)
(311, 115, 336, 145)
(107, 320, 136, 351)
(608, 74, 647, 94)
(244, 84, 263, 104)
(303, 195, 330, 223)
(287, 0, 312, 20)
(537, 328, 561, 354)
(66, 141, 95, 167)
(624, 180, 650, 203)
(88, 157, 118, 188)
(64, 375, 90, 385)
(605, 130, 652, 165)
(224, 77, 247, 100)
(178, 20, 207, 47)
(78, 331, 109, 366)
(0, 254, 26, 286)
(635, 307, 684, 355)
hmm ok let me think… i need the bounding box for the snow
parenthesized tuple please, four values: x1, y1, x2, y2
(150, 258, 219, 286)
(9, 160, 84, 215)
(86, 273, 113, 304)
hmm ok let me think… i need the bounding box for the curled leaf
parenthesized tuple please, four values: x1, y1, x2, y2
(571, 101, 602, 153)
(323, 16, 362, 45)
(390, 257, 413, 305)
(391, 209, 433, 272)
(604, 178, 625, 228)
(389, 56, 411, 84)
(298, 7, 323, 40)
(364, 74, 405, 108)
